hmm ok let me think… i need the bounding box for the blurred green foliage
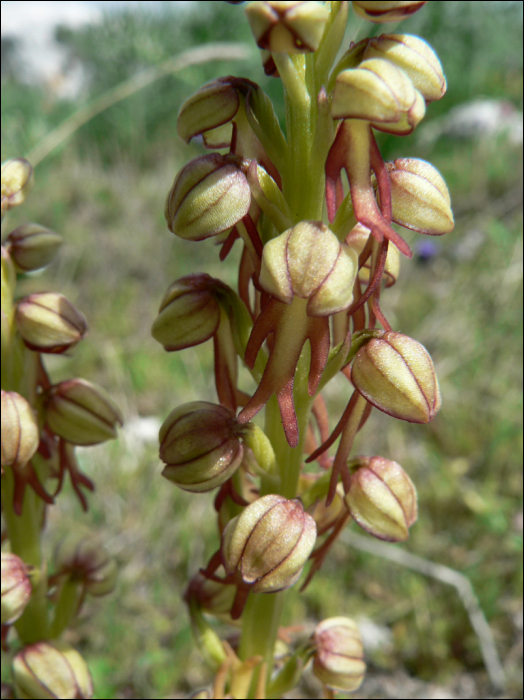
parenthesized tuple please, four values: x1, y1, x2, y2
(1, 1, 522, 698)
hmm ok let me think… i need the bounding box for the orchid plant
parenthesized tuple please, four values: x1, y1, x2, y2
(1, 1, 455, 698)
(1, 159, 121, 697)
(152, 1, 453, 698)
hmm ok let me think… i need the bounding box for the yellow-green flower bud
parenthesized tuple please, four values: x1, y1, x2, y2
(1, 158, 34, 214)
(12, 640, 93, 699)
(222, 494, 317, 592)
(310, 488, 345, 533)
(185, 569, 236, 617)
(15, 292, 88, 354)
(245, 1, 329, 54)
(344, 456, 417, 541)
(54, 537, 117, 597)
(177, 76, 258, 145)
(312, 617, 366, 692)
(177, 77, 240, 144)
(1, 390, 39, 469)
(332, 58, 425, 134)
(351, 331, 441, 423)
(363, 34, 446, 102)
(1, 553, 31, 625)
(165, 154, 251, 241)
(387, 158, 454, 235)
(346, 223, 400, 287)
(7, 223, 62, 272)
(259, 221, 358, 316)
(152, 274, 221, 351)
(352, 1, 427, 23)
(159, 402, 244, 492)
(44, 379, 123, 446)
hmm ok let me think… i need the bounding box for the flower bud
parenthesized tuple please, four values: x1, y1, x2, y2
(152, 274, 221, 351)
(44, 379, 123, 446)
(245, 1, 329, 54)
(352, 1, 427, 23)
(351, 331, 441, 423)
(54, 536, 117, 596)
(7, 223, 63, 272)
(1, 158, 34, 213)
(177, 77, 240, 144)
(159, 402, 244, 492)
(165, 154, 251, 241)
(222, 494, 317, 592)
(312, 617, 366, 692)
(346, 223, 400, 287)
(387, 158, 454, 235)
(332, 58, 425, 133)
(185, 569, 236, 617)
(177, 76, 258, 146)
(310, 488, 344, 533)
(363, 34, 446, 102)
(259, 221, 358, 316)
(344, 456, 417, 541)
(1, 553, 31, 625)
(15, 292, 88, 354)
(1, 390, 39, 469)
(12, 640, 93, 699)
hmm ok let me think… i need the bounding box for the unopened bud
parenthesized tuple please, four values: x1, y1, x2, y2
(7, 223, 62, 272)
(245, 1, 329, 54)
(165, 154, 251, 241)
(260, 221, 358, 316)
(332, 58, 425, 133)
(160, 402, 244, 492)
(344, 456, 417, 541)
(310, 489, 344, 533)
(1, 390, 39, 469)
(346, 223, 400, 287)
(177, 76, 258, 145)
(222, 494, 316, 592)
(312, 617, 366, 692)
(1, 158, 34, 214)
(54, 537, 117, 596)
(363, 34, 446, 102)
(152, 274, 221, 351)
(387, 158, 454, 235)
(44, 379, 123, 446)
(16, 292, 88, 354)
(12, 640, 93, 699)
(352, 1, 427, 23)
(351, 331, 441, 423)
(1, 553, 31, 625)
(185, 569, 236, 617)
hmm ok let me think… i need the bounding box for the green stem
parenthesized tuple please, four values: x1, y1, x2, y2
(238, 356, 313, 693)
(237, 6, 343, 694)
(50, 579, 84, 639)
(2, 468, 49, 643)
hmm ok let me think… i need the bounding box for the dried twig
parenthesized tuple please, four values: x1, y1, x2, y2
(341, 529, 506, 692)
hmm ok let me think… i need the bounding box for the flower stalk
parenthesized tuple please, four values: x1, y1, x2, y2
(155, 1, 453, 696)
(1, 160, 120, 697)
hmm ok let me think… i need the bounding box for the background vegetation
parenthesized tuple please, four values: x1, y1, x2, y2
(1, 2, 522, 698)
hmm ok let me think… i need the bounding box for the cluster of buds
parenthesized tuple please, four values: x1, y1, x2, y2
(152, 1, 453, 697)
(1, 159, 121, 698)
